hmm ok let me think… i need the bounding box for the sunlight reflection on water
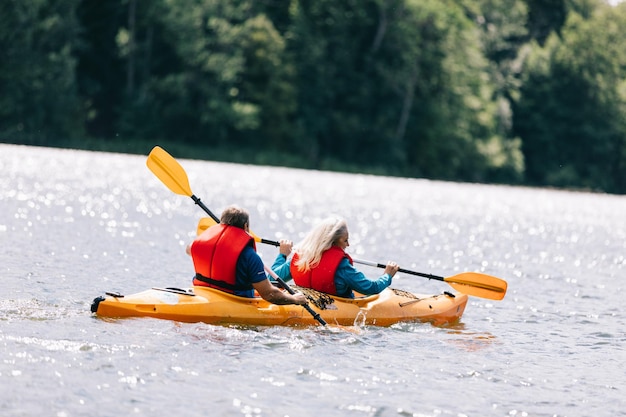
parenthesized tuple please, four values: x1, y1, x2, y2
(1, 144, 625, 416)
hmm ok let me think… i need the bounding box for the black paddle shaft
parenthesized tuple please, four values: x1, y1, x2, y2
(391, 265, 444, 282)
(257, 238, 446, 283)
(191, 195, 220, 223)
(274, 276, 327, 326)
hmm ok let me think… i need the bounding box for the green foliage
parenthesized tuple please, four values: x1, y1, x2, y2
(0, 0, 83, 144)
(1, 0, 626, 193)
(514, 3, 626, 192)
(459, 0, 529, 182)
(74, 0, 128, 138)
(236, 14, 296, 149)
(525, 0, 567, 44)
(112, 0, 295, 150)
(285, 0, 523, 181)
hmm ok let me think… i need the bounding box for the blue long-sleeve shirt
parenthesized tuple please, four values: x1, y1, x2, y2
(271, 253, 392, 298)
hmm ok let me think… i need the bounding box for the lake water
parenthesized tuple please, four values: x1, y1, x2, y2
(1, 144, 624, 417)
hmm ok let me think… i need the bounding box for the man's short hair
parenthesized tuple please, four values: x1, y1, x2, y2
(220, 205, 249, 229)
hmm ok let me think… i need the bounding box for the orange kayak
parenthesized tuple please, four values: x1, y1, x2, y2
(91, 286, 468, 327)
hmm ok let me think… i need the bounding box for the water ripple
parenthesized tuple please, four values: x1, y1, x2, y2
(1, 144, 625, 416)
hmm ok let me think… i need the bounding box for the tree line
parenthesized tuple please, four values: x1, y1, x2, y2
(1, 0, 625, 193)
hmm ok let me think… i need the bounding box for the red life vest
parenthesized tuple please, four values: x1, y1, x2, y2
(191, 224, 256, 293)
(290, 246, 352, 295)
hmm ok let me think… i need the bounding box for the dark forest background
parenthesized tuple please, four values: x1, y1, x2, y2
(2, 0, 626, 193)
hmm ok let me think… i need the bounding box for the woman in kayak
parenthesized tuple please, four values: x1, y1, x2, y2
(187, 205, 307, 306)
(272, 217, 399, 298)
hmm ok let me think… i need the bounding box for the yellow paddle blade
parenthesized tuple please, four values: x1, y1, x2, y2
(146, 146, 193, 197)
(196, 217, 264, 244)
(196, 216, 218, 235)
(444, 272, 508, 301)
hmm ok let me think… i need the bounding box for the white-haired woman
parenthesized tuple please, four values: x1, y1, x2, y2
(272, 217, 399, 298)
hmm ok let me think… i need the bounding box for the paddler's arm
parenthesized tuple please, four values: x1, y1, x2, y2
(253, 279, 307, 305)
(335, 258, 399, 296)
(269, 239, 293, 282)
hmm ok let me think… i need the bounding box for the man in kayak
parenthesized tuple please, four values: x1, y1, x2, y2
(271, 217, 400, 298)
(187, 205, 307, 306)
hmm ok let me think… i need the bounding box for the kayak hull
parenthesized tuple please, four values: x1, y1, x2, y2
(92, 286, 468, 327)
